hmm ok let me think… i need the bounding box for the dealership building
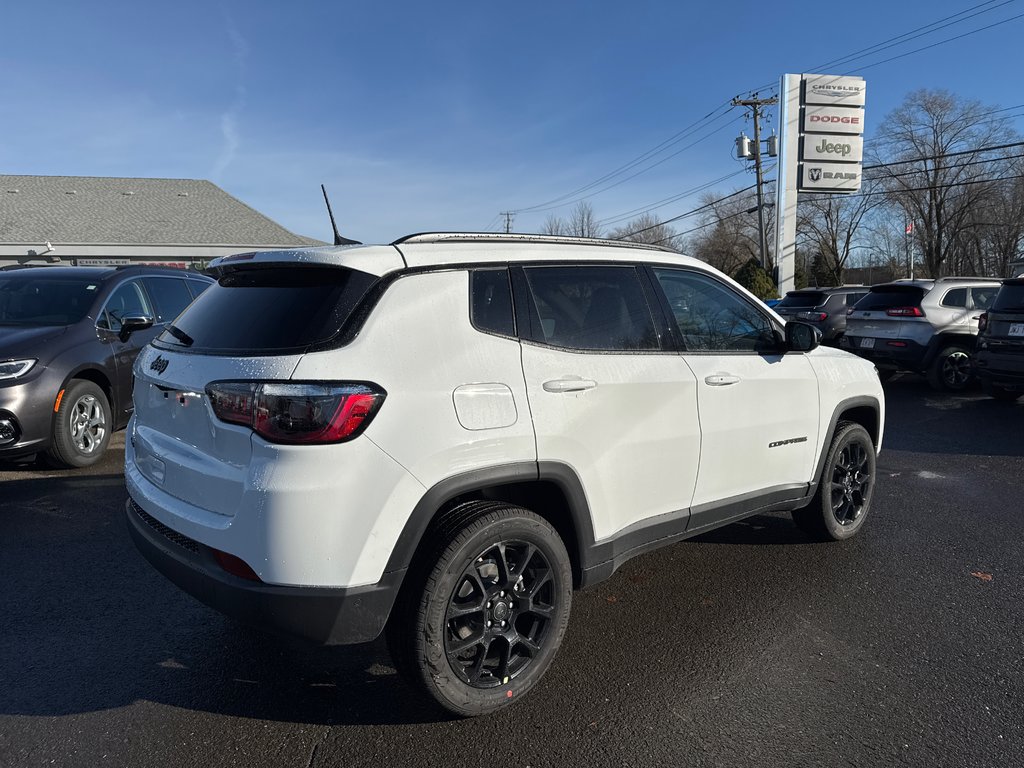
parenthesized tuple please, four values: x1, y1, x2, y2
(0, 175, 321, 269)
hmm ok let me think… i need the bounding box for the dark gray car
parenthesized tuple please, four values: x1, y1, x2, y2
(0, 266, 212, 467)
(772, 286, 868, 345)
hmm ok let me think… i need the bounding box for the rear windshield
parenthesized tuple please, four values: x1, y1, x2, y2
(776, 291, 826, 308)
(992, 282, 1024, 312)
(155, 266, 377, 353)
(854, 285, 926, 311)
(0, 275, 101, 326)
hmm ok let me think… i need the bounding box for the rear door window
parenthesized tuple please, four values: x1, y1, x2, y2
(142, 277, 195, 323)
(155, 267, 377, 353)
(521, 265, 658, 351)
(970, 286, 999, 310)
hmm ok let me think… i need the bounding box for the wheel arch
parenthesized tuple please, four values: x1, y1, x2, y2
(806, 396, 881, 501)
(923, 332, 975, 368)
(384, 462, 595, 589)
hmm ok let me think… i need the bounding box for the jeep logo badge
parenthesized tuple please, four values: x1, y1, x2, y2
(150, 356, 169, 375)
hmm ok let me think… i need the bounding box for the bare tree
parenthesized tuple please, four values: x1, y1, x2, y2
(609, 213, 683, 251)
(686, 188, 770, 277)
(797, 179, 883, 285)
(540, 214, 567, 235)
(871, 89, 1019, 277)
(565, 201, 603, 238)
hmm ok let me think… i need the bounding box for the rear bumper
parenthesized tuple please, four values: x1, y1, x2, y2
(840, 336, 927, 371)
(976, 349, 1024, 389)
(126, 496, 403, 645)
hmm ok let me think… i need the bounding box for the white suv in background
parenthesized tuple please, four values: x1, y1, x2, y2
(842, 277, 1001, 390)
(125, 233, 885, 716)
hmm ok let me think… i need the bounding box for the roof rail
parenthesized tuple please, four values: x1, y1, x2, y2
(391, 231, 678, 254)
(933, 276, 1000, 282)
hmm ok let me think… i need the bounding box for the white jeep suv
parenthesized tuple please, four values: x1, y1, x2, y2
(125, 233, 885, 716)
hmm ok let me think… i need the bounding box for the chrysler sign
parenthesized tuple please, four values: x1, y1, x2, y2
(802, 74, 867, 107)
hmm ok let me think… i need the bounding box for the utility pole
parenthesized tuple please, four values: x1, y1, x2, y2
(733, 93, 777, 273)
(500, 212, 515, 233)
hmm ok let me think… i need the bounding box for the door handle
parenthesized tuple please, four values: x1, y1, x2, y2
(704, 374, 740, 386)
(542, 378, 598, 393)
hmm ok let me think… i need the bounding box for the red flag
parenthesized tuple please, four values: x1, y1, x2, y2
(905, 222, 914, 234)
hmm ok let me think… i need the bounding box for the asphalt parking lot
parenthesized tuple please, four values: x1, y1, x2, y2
(1, 376, 1021, 768)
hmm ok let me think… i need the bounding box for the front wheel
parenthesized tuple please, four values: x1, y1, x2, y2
(927, 345, 974, 392)
(793, 422, 876, 541)
(387, 501, 572, 717)
(46, 379, 112, 468)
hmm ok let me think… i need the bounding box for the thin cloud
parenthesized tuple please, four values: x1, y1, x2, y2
(212, 11, 248, 180)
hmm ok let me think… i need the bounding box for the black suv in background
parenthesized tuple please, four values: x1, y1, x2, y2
(772, 286, 868, 345)
(976, 278, 1024, 401)
(0, 266, 212, 466)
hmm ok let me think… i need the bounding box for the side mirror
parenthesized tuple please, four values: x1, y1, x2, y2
(785, 320, 821, 352)
(118, 315, 154, 342)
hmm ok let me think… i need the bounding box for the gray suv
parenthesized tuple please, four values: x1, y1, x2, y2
(773, 286, 868, 345)
(0, 266, 212, 466)
(842, 277, 1000, 391)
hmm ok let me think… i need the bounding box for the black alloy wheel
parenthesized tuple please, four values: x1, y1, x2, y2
(445, 539, 556, 688)
(929, 345, 974, 392)
(793, 421, 876, 541)
(386, 501, 572, 717)
(829, 439, 872, 526)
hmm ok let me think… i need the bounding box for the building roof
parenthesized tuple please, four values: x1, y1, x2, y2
(0, 175, 322, 247)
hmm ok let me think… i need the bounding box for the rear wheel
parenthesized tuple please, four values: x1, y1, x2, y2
(387, 501, 572, 717)
(982, 379, 1022, 402)
(46, 380, 111, 468)
(927, 345, 974, 392)
(793, 422, 875, 541)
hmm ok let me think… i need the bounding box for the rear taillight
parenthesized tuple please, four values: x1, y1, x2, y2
(885, 306, 925, 317)
(797, 311, 828, 322)
(206, 382, 385, 444)
(978, 312, 989, 332)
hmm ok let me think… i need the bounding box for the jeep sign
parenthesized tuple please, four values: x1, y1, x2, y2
(802, 134, 864, 163)
(802, 106, 866, 135)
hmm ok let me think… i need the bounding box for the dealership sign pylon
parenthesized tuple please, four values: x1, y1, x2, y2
(773, 73, 867, 295)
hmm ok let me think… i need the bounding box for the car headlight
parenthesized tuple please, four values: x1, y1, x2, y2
(0, 359, 36, 380)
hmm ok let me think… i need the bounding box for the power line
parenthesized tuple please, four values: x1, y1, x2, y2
(597, 169, 747, 227)
(862, 140, 1024, 170)
(852, 10, 1024, 73)
(512, 101, 737, 213)
(515, 107, 739, 214)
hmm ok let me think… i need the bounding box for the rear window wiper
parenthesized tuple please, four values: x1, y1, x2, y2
(166, 324, 194, 346)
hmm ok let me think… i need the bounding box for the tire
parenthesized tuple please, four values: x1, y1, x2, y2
(927, 344, 974, 392)
(982, 379, 1022, 402)
(386, 501, 572, 717)
(792, 422, 876, 542)
(46, 380, 112, 468)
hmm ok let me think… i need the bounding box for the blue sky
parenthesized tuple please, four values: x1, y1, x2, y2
(2, 1, 1023, 244)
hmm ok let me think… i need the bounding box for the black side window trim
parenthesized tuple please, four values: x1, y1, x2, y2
(644, 264, 784, 355)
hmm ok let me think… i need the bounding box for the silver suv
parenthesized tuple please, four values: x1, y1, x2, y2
(842, 277, 1000, 390)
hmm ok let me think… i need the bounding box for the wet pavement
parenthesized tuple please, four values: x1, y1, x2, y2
(1, 376, 1021, 767)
